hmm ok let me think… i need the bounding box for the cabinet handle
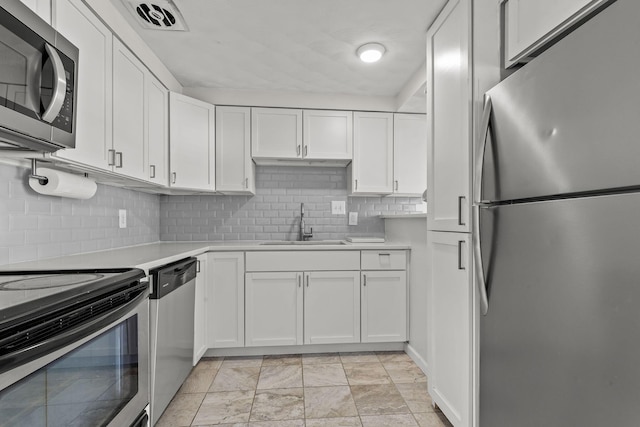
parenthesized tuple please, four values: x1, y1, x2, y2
(306, 274, 309, 287)
(108, 149, 116, 166)
(115, 152, 123, 168)
(363, 274, 367, 286)
(355, 179, 358, 190)
(304, 145, 308, 157)
(172, 172, 177, 184)
(245, 177, 248, 188)
(458, 196, 466, 226)
(395, 180, 399, 191)
(150, 165, 156, 179)
(196, 260, 201, 273)
(297, 145, 301, 156)
(458, 240, 465, 270)
(298, 275, 301, 287)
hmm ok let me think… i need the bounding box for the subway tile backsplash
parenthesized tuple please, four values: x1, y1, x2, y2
(159, 166, 424, 241)
(0, 162, 160, 265)
(1, 163, 424, 265)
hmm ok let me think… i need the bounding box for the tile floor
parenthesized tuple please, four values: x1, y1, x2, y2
(156, 351, 453, 427)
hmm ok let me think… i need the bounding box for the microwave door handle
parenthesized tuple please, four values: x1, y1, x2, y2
(41, 44, 67, 123)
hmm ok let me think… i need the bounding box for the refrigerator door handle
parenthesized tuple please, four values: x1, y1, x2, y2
(473, 205, 489, 315)
(474, 95, 493, 205)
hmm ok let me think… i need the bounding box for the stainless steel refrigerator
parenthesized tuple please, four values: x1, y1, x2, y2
(474, 0, 640, 425)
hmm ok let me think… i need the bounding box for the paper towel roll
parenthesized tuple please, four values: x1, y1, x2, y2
(28, 168, 97, 199)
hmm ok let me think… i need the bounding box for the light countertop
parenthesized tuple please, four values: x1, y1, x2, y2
(1, 241, 411, 274)
(380, 213, 427, 219)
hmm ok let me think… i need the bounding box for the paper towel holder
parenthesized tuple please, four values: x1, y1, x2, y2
(30, 159, 49, 185)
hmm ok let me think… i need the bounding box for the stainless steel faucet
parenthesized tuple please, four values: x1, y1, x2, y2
(299, 203, 313, 241)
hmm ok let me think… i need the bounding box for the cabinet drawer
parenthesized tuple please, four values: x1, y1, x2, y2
(246, 251, 360, 272)
(361, 251, 406, 270)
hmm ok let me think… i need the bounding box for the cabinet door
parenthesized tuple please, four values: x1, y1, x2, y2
(426, 0, 471, 232)
(504, 0, 610, 67)
(146, 75, 168, 185)
(251, 108, 302, 159)
(193, 254, 208, 365)
(112, 39, 146, 180)
(393, 114, 427, 196)
(169, 93, 215, 191)
(20, 0, 50, 23)
(245, 272, 303, 347)
(427, 231, 472, 427)
(208, 252, 244, 348)
(216, 106, 255, 194)
(303, 110, 352, 160)
(51, 0, 112, 170)
(361, 271, 407, 343)
(304, 271, 360, 345)
(351, 112, 393, 194)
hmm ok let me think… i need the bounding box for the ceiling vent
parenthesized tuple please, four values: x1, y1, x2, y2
(123, 0, 188, 31)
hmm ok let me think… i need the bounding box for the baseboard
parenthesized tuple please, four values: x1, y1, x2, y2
(204, 342, 404, 358)
(404, 343, 429, 378)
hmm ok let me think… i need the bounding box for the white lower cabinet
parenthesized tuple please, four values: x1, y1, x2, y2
(245, 272, 303, 347)
(427, 231, 472, 427)
(304, 271, 360, 344)
(193, 254, 208, 365)
(361, 270, 407, 343)
(207, 252, 245, 348)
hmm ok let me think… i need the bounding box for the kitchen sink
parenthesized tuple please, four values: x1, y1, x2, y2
(260, 240, 347, 246)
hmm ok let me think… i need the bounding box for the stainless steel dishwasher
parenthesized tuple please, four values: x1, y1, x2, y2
(149, 257, 197, 425)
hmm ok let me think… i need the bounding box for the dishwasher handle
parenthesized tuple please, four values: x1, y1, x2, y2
(150, 257, 197, 299)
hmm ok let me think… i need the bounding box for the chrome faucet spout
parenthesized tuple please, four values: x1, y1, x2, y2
(299, 203, 313, 241)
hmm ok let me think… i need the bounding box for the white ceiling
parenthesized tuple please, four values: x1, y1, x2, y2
(111, 0, 446, 110)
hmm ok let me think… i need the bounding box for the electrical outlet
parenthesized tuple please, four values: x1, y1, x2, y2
(349, 212, 358, 225)
(118, 209, 127, 228)
(331, 201, 346, 215)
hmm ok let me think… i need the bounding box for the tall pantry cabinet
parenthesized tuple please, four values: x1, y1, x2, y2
(425, 0, 501, 426)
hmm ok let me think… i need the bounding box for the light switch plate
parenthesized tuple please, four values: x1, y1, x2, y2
(332, 201, 346, 215)
(349, 212, 358, 225)
(119, 209, 127, 228)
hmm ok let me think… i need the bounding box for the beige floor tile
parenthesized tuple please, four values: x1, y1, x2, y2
(344, 362, 391, 385)
(383, 361, 427, 384)
(155, 392, 204, 427)
(250, 388, 305, 421)
(360, 414, 419, 427)
(303, 363, 348, 387)
(191, 390, 254, 425)
(221, 356, 264, 368)
(413, 412, 454, 427)
(180, 365, 218, 394)
(209, 366, 261, 392)
(198, 357, 225, 370)
(302, 353, 342, 365)
(262, 354, 302, 366)
(257, 365, 303, 389)
(247, 420, 305, 427)
(193, 423, 248, 427)
(304, 385, 358, 419)
(350, 384, 410, 416)
(305, 417, 363, 426)
(339, 351, 380, 364)
(376, 351, 412, 363)
(395, 382, 434, 413)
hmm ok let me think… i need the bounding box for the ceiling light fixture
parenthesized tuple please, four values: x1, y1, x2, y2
(357, 43, 386, 63)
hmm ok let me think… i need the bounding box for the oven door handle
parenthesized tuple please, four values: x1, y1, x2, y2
(41, 44, 67, 123)
(0, 284, 148, 375)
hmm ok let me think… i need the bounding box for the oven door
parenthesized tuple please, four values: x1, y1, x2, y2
(0, 294, 149, 427)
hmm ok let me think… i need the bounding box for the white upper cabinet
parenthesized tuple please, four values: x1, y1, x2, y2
(393, 114, 427, 196)
(504, 0, 611, 67)
(51, 0, 112, 170)
(169, 93, 215, 191)
(112, 38, 147, 181)
(19, 0, 51, 23)
(350, 112, 394, 195)
(251, 108, 302, 160)
(146, 74, 168, 185)
(216, 106, 255, 194)
(426, 0, 472, 232)
(302, 110, 353, 161)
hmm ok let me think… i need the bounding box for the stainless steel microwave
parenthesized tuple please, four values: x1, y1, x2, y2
(0, 1, 78, 152)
